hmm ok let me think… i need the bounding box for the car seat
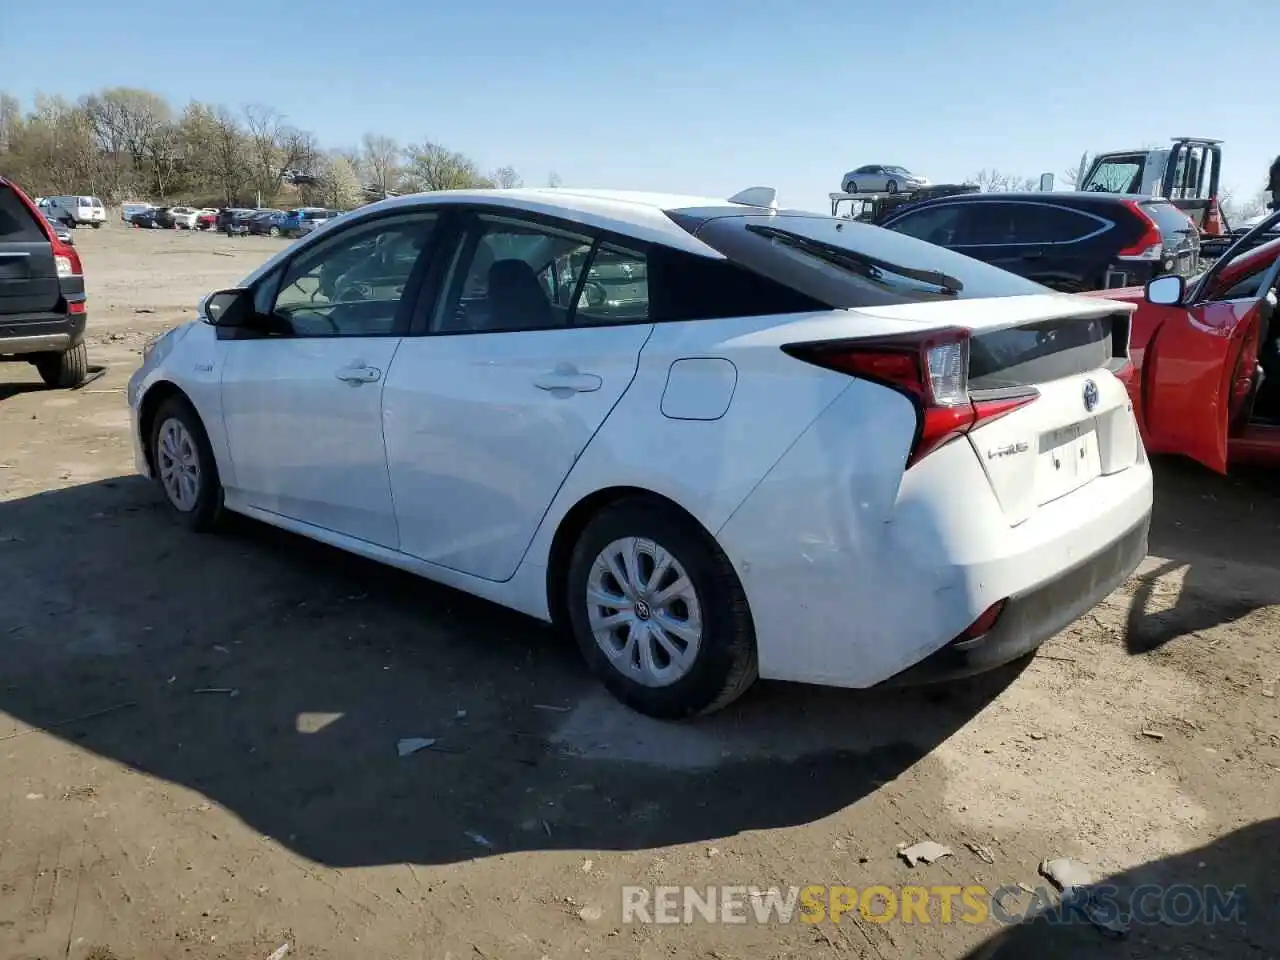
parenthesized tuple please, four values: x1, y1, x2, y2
(487, 259, 553, 331)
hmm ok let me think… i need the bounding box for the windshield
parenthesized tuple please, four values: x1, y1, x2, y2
(1082, 155, 1145, 193)
(689, 213, 1048, 307)
(884, 166, 911, 176)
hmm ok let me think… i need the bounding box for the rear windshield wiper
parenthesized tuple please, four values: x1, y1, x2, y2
(746, 224, 964, 295)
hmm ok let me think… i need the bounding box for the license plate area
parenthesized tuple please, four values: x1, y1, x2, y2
(1036, 419, 1101, 505)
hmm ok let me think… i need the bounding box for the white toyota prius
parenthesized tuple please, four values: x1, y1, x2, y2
(128, 186, 1153, 719)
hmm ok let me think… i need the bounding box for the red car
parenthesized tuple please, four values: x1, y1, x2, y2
(1084, 211, 1280, 473)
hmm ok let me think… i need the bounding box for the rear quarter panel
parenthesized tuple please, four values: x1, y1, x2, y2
(519, 310, 917, 572)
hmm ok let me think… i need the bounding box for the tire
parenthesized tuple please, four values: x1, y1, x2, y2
(565, 498, 758, 719)
(61, 218, 76, 229)
(35, 341, 88, 388)
(845, 181, 859, 194)
(268, 225, 281, 237)
(91, 222, 102, 229)
(149, 396, 224, 532)
(886, 179, 899, 193)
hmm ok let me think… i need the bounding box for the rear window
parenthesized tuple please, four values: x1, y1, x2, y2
(686, 213, 1049, 307)
(0, 186, 48, 241)
(968, 314, 1125, 391)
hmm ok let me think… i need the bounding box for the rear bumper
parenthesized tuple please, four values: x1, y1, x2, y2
(0, 312, 86, 356)
(715, 380, 1154, 689)
(881, 512, 1149, 685)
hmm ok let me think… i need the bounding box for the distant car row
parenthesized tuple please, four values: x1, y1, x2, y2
(120, 203, 343, 238)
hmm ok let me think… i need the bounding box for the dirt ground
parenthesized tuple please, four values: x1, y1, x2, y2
(1, 225, 1277, 960)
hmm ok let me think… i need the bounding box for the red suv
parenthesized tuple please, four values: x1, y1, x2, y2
(0, 177, 88, 387)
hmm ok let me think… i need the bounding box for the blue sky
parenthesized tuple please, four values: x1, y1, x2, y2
(2, 0, 1275, 211)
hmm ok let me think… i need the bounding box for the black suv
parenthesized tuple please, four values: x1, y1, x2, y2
(880, 192, 1201, 292)
(0, 177, 89, 387)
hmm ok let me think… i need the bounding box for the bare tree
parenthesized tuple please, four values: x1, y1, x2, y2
(547, 171, 563, 188)
(243, 104, 309, 203)
(83, 88, 170, 199)
(969, 168, 1039, 193)
(489, 165, 522, 189)
(361, 133, 402, 198)
(402, 141, 489, 192)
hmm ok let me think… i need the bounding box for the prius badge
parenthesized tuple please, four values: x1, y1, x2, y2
(987, 441, 1029, 460)
(1083, 378, 1099, 413)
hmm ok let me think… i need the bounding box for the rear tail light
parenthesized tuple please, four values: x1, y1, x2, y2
(1117, 201, 1164, 261)
(53, 240, 82, 278)
(782, 327, 1038, 468)
(955, 600, 1006, 644)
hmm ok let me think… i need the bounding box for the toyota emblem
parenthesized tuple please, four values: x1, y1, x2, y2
(1082, 379, 1099, 413)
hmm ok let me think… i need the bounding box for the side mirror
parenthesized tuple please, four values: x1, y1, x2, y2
(1145, 274, 1184, 306)
(202, 287, 254, 327)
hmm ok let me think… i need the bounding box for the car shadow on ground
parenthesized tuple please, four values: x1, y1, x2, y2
(1123, 457, 1280, 654)
(0, 476, 1023, 869)
(961, 817, 1279, 958)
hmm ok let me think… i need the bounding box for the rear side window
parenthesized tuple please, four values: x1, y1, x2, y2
(647, 246, 827, 322)
(954, 202, 1106, 245)
(0, 186, 48, 241)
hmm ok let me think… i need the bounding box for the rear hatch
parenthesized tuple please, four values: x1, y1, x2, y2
(1142, 200, 1200, 277)
(953, 298, 1138, 525)
(676, 210, 1141, 526)
(0, 182, 61, 318)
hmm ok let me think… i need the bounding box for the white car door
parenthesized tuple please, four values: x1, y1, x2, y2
(382, 211, 652, 581)
(219, 210, 443, 547)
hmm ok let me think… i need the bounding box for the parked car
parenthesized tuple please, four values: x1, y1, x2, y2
(196, 209, 219, 230)
(248, 210, 288, 236)
(44, 214, 74, 245)
(168, 206, 202, 230)
(128, 186, 1152, 719)
(121, 201, 154, 223)
(881, 192, 1201, 293)
(219, 209, 258, 235)
(42, 195, 106, 229)
(0, 176, 89, 387)
(280, 207, 338, 238)
(1082, 209, 1280, 473)
(840, 165, 930, 195)
(152, 207, 177, 229)
(129, 208, 160, 228)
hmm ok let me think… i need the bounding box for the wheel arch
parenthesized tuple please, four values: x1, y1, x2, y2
(137, 380, 193, 475)
(544, 485, 719, 632)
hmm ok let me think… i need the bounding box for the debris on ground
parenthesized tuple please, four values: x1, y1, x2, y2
(1140, 728, 1165, 740)
(899, 840, 953, 867)
(965, 841, 996, 864)
(1028, 732, 1046, 741)
(581, 858, 593, 872)
(1039, 857, 1093, 890)
(396, 737, 437, 757)
(265, 944, 291, 960)
(577, 904, 603, 922)
(1039, 856, 1129, 939)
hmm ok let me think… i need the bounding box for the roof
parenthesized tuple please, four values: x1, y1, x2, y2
(898, 191, 1161, 206)
(364, 187, 763, 257)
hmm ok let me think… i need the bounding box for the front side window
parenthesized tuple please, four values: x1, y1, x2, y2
(269, 212, 437, 336)
(432, 215, 593, 333)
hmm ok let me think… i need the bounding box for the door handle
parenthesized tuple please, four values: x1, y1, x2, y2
(335, 365, 381, 384)
(533, 370, 602, 394)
